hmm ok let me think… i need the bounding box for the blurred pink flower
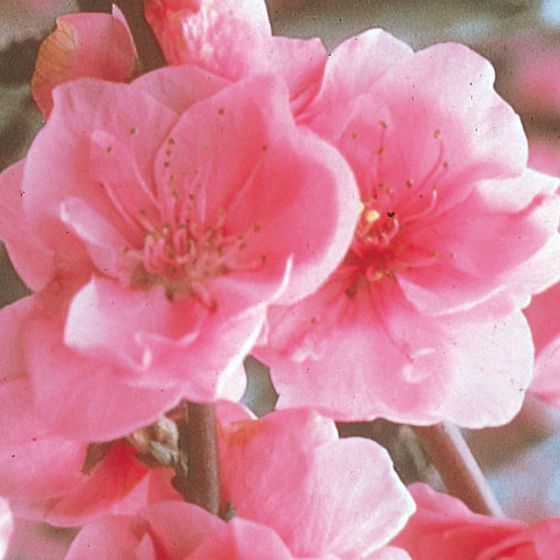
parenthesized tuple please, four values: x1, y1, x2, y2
(32, 7, 137, 118)
(65, 409, 414, 559)
(504, 34, 560, 121)
(0, 66, 358, 441)
(528, 138, 560, 179)
(392, 483, 560, 559)
(256, 30, 560, 427)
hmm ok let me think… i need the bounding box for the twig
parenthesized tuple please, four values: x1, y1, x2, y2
(413, 422, 503, 517)
(174, 402, 221, 515)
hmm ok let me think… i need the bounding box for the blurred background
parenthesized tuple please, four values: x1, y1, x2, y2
(2, 2, 560, 551)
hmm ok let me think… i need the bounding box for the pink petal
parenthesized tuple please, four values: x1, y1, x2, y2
(431, 307, 534, 428)
(392, 483, 529, 559)
(373, 42, 527, 181)
(268, 36, 327, 115)
(0, 296, 53, 442)
(31, 11, 137, 117)
(65, 516, 149, 560)
(144, 0, 270, 75)
(0, 435, 86, 501)
(214, 0, 272, 34)
(188, 518, 295, 559)
(154, 76, 358, 307)
(25, 302, 184, 441)
(302, 29, 413, 134)
(142, 502, 224, 558)
(59, 197, 131, 280)
(0, 161, 54, 290)
(220, 409, 413, 557)
(304, 38, 528, 227)
(261, 278, 534, 427)
(215, 400, 255, 423)
(65, 502, 226, 559)
(258, 283, 446, 423)
(64, 277, 198, 369)
(40, 443, 150, 527)
(23, 79, 177, 281)
(482, 520, 560, 559)
(132, 65, 229, 114)
(144, 1, 327, 113)
(64, 275, 259, 402)
(398, 172, 560, 315)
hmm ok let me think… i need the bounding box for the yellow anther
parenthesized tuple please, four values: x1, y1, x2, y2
(365, 209, 380, 224)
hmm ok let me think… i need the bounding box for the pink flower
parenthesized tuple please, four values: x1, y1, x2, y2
(256, 30, 560, 427)
(218, 409, 413, 557)
(392, 483, 560, 559)
(0, 292, 182, 528)
(65, 503, 297, 559)
(144, 0, 327, 112)
(32, 7, 137, 118)
(0, 67, 358, 441)
(65, 409, 414, 558)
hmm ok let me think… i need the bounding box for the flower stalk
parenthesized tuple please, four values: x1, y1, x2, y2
(174, 402, 221, 516)
(413, 422, 503, 517)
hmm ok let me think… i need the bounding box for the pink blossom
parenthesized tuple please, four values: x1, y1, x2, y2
(392, 483, 560, 559)
(0, 67, 358, 441)
(0, 295, 183, 528)
(144, 0, 327, 112)
(256, 30, 560, 427)
(32, 7, 137, 118)
(64, 409, 414, 558)
(65, 503, 296, 559)
(219, 409, 414, 557)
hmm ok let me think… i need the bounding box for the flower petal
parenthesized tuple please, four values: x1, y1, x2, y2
(31, 11, 136, 118)
(220, 409, 413, 557)
(0, 161, 53, 291)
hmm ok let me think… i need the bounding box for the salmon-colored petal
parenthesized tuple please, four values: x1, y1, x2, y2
(32, 10, 137, 118)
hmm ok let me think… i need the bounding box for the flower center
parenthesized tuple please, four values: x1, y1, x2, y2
(96, 131, 264, 307)
(342, 122, 449, 295)
(129, 199, 263, 306)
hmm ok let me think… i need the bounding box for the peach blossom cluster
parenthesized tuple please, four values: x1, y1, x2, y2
(1, 0, 560, 558)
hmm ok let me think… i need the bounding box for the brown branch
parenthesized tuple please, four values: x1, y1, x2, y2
(413, 422, 503, 517)
(174, 402, 221, 516)
(113, 0, 166, 73)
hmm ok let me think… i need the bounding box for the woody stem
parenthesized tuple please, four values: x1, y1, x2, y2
(413, 422, 503, 517)
(176, 402, 221, 516)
